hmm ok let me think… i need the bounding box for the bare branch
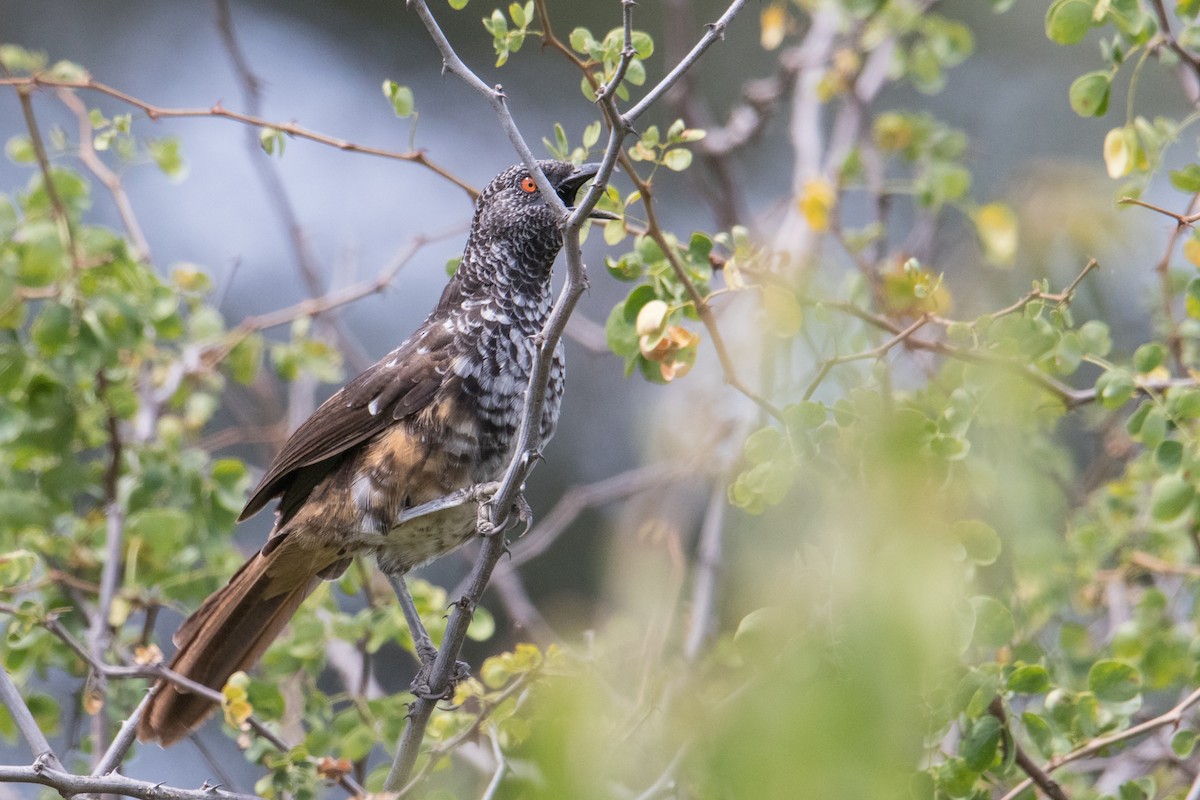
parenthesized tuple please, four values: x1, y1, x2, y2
(622, 0, 751, 124)
(683, 481, 728, 662)
(0, 668, 64, 771)
(0, 764, 261, 800)
(16, 86, 84, 271)
(56, 88, 152, 262)
(92, 686, 158, 777)
(0, 74, 476, 197)
(502, 459, 697, 570)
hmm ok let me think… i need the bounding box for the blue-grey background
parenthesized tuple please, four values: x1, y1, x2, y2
(0, 0, 1182, 793)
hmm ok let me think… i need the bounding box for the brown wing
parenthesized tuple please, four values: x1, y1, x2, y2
(238, 320, 455, 522)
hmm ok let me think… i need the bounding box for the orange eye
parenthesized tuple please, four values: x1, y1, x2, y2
(519, 175, 538, 194)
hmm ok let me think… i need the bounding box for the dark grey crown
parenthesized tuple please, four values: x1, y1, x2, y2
(456, 160, 599, 293)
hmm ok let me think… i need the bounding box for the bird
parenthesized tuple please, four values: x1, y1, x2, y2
(137, 160, 605, 745)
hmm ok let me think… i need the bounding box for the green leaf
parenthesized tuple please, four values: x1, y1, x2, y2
(1088, 660, 1142, 702)
(1171, 164, 1200, 192)
(970, 596, 1014, 648)
(744, 426, 785, 465)
(449, 0, 468, 9)
(4, 136, 35, 164)
(569, 27, 594, 54)
(127, 508, 192, 551)
(604, 302, 639, 360)
(1188, 276, 1200, 318)
(1008, 664, 1050, 694)
(259, 127, 286, 158)
(228, 334, 264, 385)
(1068, 71, 1110, 117)
(961, 715, 1002, 771)
(630, 30, 654, 59)
(1022, 711, 1054, 758)
(1173, 729, 1198, 757)
(382, 80, 415, 118)
(1149, 474, 1194, 521)
(582, 120, 601, 149)
(467, 605, 495, 641)
(1095, 368, 1135, 409)
(147, 137, 187, 181)
(661, 148, 693, 172)
(1046, 0, 1095, 45)
(1155, 439, 1184, 473)
(956, 520, 1001, 565)
(1132, 342, 1164, 373)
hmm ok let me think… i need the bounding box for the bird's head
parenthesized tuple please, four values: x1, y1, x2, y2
(467, 160, 605, 269)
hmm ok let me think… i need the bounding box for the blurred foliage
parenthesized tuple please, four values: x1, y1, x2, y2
(4, 0, 1200, 798)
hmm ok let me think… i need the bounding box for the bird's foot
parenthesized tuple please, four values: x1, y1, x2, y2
(475, 481, 532, 538)
(410, 657, 471, 701)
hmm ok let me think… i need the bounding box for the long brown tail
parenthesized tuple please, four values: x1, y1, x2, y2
(137, 536, 332, 745)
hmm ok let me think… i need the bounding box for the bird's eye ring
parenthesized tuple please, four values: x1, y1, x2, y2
(519, 175, 538, 194)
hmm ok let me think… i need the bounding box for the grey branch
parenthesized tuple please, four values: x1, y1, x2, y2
(0, 668, 63, 771)
(386, 0, 751, 789)
(0, 764, 261, 800)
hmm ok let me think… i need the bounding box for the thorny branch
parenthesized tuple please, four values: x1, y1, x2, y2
(0, 765, 261, 800)
(384, 0, 749, 789)
(0, 603, 367, 797)
(0, 73, 476, 197)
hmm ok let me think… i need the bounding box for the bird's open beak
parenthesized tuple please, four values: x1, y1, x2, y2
(555, 163, 621, 221)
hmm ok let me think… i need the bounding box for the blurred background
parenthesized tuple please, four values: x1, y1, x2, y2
(1, 0, 1192, 795)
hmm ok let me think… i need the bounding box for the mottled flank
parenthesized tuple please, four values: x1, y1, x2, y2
(138, 160, 599, 745)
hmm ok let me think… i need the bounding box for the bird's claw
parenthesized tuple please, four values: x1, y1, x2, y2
(410, 659, 471, 701)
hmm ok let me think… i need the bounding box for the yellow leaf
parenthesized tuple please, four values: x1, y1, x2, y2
(975, 203, 1019, 266)
(1183, 236, 1200, 267)
(133, 644, 163, 665)
(1103, 127, 1131, 179)
(760, 4, 786, 50)
(762, 285, 804, 337)
(798, 179, 836, 232)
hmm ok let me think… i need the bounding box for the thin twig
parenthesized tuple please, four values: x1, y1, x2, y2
(998, 686, 1200, 800)
(502, 459, 697, 569)
(87, 375, 127, 769)
(989, 697, 1068, 800)
(480, 729, 506, 800)
(0, 74, 476, 197)
(683, 480, 728, 662)
(56, 88, 152, 262)
(0, 668, 64, 771)
(802, 313, 930, 401)
(91, 685, 158, 776)
(622, 0, 751, 125)
(16, 86, 84, 271)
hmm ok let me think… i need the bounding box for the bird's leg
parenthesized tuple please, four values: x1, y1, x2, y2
(386, 573, 470, 701)
(387, 573, 437, 666)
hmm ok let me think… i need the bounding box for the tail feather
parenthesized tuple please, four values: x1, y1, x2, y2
(137, 536, 334, 745)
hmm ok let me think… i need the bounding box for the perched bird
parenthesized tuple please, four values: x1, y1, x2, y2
(138, 160, 604, 745)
